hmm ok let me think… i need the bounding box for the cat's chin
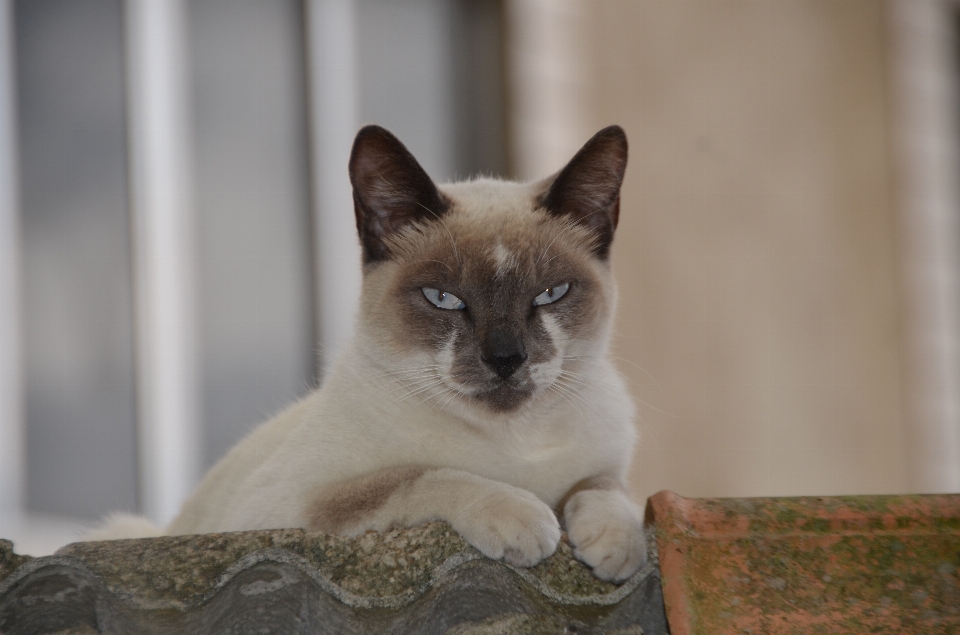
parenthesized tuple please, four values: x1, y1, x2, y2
(469, 382, 533, 413)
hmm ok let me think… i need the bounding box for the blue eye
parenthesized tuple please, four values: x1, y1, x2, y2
(533, 282, 570, 306)
(422, 287, 466, 310)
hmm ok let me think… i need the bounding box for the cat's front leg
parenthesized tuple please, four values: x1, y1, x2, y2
(560, 475, 647, 582)
(306, 467, 561, 567)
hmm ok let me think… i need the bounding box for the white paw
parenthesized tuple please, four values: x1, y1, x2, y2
(564, 489, 647, 582)
(452, 486, 561, 568)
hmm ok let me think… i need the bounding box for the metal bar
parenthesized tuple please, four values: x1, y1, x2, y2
(0, 0, 22, 522)
(505, 0, 592, 181)
(124, 0, 200, 525)
(887, 0, 960, 493)
(304, 0, 361, 375)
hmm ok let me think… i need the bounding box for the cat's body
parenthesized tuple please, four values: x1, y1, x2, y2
(91, 126, 646, 582)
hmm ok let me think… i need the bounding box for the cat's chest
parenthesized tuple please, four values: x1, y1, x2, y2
(294, 366, 632, 503)
(441, 424, 579, 470)
(371, 408, 619, 503)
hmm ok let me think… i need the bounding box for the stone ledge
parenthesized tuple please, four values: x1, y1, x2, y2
(0, 522, 667, 635)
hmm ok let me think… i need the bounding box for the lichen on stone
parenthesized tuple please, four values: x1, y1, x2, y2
(55, 527, 305, 604)
(527, 536, 619, 597)
(49, 521, 625, 606)
(294, 522, 472, 597)
(443, 613, 570, 635)
(0, 539, 32, 581)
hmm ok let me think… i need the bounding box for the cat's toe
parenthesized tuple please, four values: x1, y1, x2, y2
(571, 523, 647, 581)
(455, 489, 561, 568)
(502, 513, 562, 567)
(565, 489, 647, 582)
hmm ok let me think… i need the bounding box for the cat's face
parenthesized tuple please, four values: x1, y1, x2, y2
(349, 126, 627, 417)
(364, 183, 615, 413)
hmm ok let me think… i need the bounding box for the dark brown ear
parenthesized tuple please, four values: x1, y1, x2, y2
(539, 125, 628, 259)
(349, 125, 448, 263)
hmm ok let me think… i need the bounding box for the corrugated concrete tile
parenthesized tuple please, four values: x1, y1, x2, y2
(0, 522, 667, 635)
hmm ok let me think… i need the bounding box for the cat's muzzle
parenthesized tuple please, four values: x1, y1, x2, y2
(480, 329, 527, 380)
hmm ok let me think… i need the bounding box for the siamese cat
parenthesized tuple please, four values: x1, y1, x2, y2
(91, 124, 646, 582)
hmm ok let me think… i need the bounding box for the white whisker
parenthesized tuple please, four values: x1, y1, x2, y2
(389, 379, 447, 407)
(548, 383, 586, 423)
(535, 230, 566, 267)
(416, 201, 462, 267)
(608, 356, 664, 392)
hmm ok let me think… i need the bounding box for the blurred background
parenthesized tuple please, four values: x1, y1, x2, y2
(1, 0, 959, 555)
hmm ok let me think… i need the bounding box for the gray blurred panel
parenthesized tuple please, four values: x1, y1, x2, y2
(11, 0, 509, 518)
(189, 0, 316, 468)
(356, 0, 509, 182)
(16, 0, 138, 518)
(356, 0, 456, 182)
(449, 0, 509, 180)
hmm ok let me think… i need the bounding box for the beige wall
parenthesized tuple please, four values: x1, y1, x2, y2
(567, 1, 909, 501)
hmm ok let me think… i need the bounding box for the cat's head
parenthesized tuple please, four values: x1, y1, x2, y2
(350, 125, 627, 417)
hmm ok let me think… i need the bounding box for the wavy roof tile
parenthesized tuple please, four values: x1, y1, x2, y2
(0, 521, 666, 634)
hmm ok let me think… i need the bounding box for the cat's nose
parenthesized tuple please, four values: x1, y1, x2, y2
(481, 330, 527, 379)
(484, 352, 527, 379)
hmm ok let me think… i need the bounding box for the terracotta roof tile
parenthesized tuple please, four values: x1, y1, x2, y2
(647, 490, 960, 635)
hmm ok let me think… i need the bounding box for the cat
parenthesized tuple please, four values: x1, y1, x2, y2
(90, 124, 647, 582)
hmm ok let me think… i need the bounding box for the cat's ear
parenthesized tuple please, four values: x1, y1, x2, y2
(349, 125, 448, 263)
(539, 125, 628, 259)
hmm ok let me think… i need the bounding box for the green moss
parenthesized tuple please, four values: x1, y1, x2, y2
(445, 614, 572, 634)
(0, 539, 32, 582)
(296, 523, 470, 597)
(684, 531, 960, 633)
(527, 538, 618, 597)
(48, 522, 622, 606)
(804, 517, 831, 533)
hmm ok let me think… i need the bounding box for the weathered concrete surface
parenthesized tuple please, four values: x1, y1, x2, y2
(0, 522, 667, 635)
(648, 490, 960, 635)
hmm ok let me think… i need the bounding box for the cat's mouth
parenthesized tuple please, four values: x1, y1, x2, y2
(467, 377, 534, 412)
(439, 356, 542, 413)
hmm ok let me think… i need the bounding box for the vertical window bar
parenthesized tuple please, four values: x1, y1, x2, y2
(505, 0, 592, 181)
(304, 0, 361, 373)
(0, 0, 23, 522)
(124, 0, 200, 525)
(888, 0, 960, 493)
